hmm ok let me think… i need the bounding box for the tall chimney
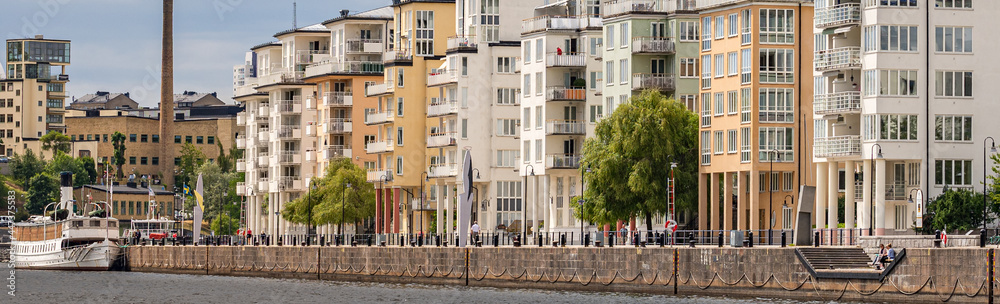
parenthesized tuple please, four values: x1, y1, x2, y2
(160, 0, 175, 187)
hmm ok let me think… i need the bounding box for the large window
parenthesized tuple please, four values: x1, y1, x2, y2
(715, 16, 725, 39)
(863, 25, 918, 52)
(496, 150, 518, 168)
(700, 93, 711, 127)
(740, 88, 752, 123)
(496, 119, 519, 136)
(863, 114, 919, 141)
(727, 90, 738, 115)
(935, 26, 973, 53)
(496, 88, 520, 105)
(727, 129, 738, 154)
(740, 48, 751, 84)
(758, 88, 794, 123)
(702, 17, 712, 50)
(415, 11, 435, 55)
(759, 49, 794, 83)
(863, 69, 919, 97)
(728, 13, 738, 37)
(605, 61, 614, 84)
(679, 21, 699, 41)
(701, 131, 711, 165)
(680, 58, 697, 78)
(714, 54, 724, 78)
(758, 127, 793, 162)
(496, 57, 515, 74)
(759, 9, 794, 44)
(496, 181, 522, 227)
(934, 115, 973, 142)
(701, 54, 712, 89)
(740, 9, 752, 44)
(935, 159, 973, 187)
(935, 71, 973, 97)
(727, 52, 738, 76)
(714, 92, 724, 116)
(714, 130, 724, 154)
(935, 0, 972, 8)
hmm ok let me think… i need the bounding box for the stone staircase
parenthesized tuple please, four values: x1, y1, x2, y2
(794, 247, 902, 280)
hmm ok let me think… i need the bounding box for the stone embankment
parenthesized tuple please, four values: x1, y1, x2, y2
(128, 245, 995, 303)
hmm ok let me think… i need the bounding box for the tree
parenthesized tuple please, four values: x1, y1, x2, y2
(210, 212, 239, 235)
(282, 158, 375, 231)
(76, 156, 98, 185)
(183, 161, 238, 220)
(10, 149, 46, 186)
(26, 173, 59, 215)
(988, 152, 1000, 212)
(925, 188, 993, 232)
(40, 131, 72, 155)
(177, 143, 206, 187)
(111, 132, 127, 179)
(44, 152, 97, 187)
(576, 90, 699, 231)
(215, 142, 233, 173)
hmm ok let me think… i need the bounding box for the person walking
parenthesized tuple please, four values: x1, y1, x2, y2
(471, 221, 481, 243)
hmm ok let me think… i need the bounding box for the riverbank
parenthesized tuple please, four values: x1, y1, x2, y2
(127, 245, 995, 303)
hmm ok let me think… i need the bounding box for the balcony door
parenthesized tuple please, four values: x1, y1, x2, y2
(563, 139, 576, 156)
(563, 38, 578, 54)
(651, 59, 666, 74)
(563, 106, 577, 121)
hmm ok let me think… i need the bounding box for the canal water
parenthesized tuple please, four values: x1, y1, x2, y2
(2, 267, 852, 303)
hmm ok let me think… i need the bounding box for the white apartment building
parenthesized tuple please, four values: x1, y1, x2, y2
(233, 52, 256, 94)
(520, 1, 604, 234)
(812, 0, 1000, 235)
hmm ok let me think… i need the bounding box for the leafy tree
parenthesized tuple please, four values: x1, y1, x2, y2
(10, 149, 46, 186)
(988, 152, 1000, 211)
(282, 158, 375, 232)
(76, 156, 98, 185)
(183, 161, 238, 221)
(111, 132, 127, 178)
(576, 90, 699, 230)
(210, 212, 239, 235)
(215, 142, 232, 173)
(177, 143, 206, 187)
(40, 131, 72, 155)
(26, 173, 59, 215)
(45, 152, 94, 187)
(925, 188, 993, 232)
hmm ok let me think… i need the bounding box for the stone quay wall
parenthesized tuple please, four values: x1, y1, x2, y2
(127, 245, 997, 303)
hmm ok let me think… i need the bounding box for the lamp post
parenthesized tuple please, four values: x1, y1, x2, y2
(470, 168, 481, 227)
(983, 137, 996, 247)
(522, 164, 535, 244)
(768, 149, 779, 245)
(869, 144, 883, 236)
(419, 172, 429, 242)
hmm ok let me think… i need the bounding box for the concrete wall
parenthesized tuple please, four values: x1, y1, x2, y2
(128, 245, 996, 303)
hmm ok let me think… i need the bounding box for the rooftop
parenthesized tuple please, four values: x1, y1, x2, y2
(322, 7, 394, 25)
(78, 184, 174, 196)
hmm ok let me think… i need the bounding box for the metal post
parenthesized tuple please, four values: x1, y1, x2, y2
(983, 137, 995, 248)
(870, 144, 882, 236)
(769, 150, 777, 245)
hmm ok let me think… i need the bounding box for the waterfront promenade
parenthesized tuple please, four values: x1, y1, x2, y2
(127, 244, 995, 303)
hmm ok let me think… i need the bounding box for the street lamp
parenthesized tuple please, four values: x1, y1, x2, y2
(983, 137, 996, 247)
(522, 164, 535, 244)
(869, 144, 883, 236)
(768, 149, 779, 245)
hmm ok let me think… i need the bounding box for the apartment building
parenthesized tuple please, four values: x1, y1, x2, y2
(0, 35, 71, 157)
(696, 0, 814, 235)
(519, 1, 604, 234)
(811, 0, 1000, 235)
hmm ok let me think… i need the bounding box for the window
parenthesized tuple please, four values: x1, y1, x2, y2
(728, 13, 738, 37)
(461, 119, 468, 138)
(770, 172, 780, 191)
(535, 72, 542, 95)
(740, 126, 751, 163)
(196, 136, 203, 144)
(935, 0, 972, 8)
(152, 157, 159, 165)
(740, 49, 751, 84)
(701, 17, 712, 50)
(701, 55, 712, 89)
(700, 93, 711, 127)
(680, 58, 697, 78)
(396, 156, 403, 175)
(497, 88, 520, 105)
(727, 91, 738, 115)
(934, 115, 973, 142)
(759, 9, 794, 44)
(523, 41, 531, 62)
(758, 127, 793, 162)
(783, 172, 794, 191)
(495, 181, 522, 226)
(740, 9, 752, 44)
(679, 21, 698, 41)
(715, 16, 724, 39)
(935, 71, 973, 97)
(496, 57, 515, 74)
(139, 134, 147, 143)
(782, 206, 794, 229)
(535, 140, 542, 162)
(935, 26, 973, 53)
(589, 105, 603, 122)
(894, 205, 908, 230)
(461, 57, 468, 76)
(680, 95, 696, 112)
(523, 108, 531, 129)
(589, 37, 602, 56)
(758, 88, 794, 123)
(415, 11, 435, 56)
(590, 71, 601, 89)
(727, 129, 737, 154)
(496, 150, 518, 167)
(935, 159, 972, 186)
(129, 157, 136, 165)
(700, 131, 711, 165)
(862, 114, 919, 141)
(535, 106, 542, 129)
(727, 52, 738, 76)
(207, 136, 215, 145)
(605, 61, 614, 84)
(185, 136, 192, 144)
(620, 23, 629, 47)
(619, 59, 628, 84)
(140, 157, 148, 165)
(523, 140, 531, 163)
(759, 49, 794, 83)
(714, 130, 723, 154)
(535, 39, 542, 62)
(606, 25, 615, 49)
(151, 134, 159, 143)
(714, 54, 724, 78)
(129, 134, 137, 142)
(863, 69, 918, 97)
(714, 92, 724, 116)
(397, 68, 404, 87)
(864, 25, 918, 52)
(396, 127, 404, 146)
(523, 74, 531, 96)
(397, 97, 405, 116)
(872, 0, 918, 7)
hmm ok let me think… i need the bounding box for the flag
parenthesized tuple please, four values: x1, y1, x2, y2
(457, 152, 473, 247)
(183, 184, 191, 196)
(192, 174, 205, 243)
(148, 186, 155, 197)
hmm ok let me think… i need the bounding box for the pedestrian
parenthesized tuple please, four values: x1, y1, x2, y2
(556, 46, 563, 55)
(619, 226, 627, 245)
(886, 244, 896, 261)
(471, 221, 481, 243)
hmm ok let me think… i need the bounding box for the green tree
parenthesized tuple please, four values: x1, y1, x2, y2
(111, 132, 127, 178)
(44, 152, 96, 187)
(925, 188, 993, 232)
(10, 149, 46, 186)
(210, 212, 239, 235)
(76, 156, 98, 185)
(282, 158, 375, 232)
(215, 142, 233, 173)
(177, 143, 206, 187)
(40, 130, 71, 155)
(183, 161, 238, 220)
(576, 90, 699, 230)
(26, 173, 59, 215)
(988, 152, 1000, 211)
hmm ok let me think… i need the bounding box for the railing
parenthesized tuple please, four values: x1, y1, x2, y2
(276, 97, 302, 114)
(304, 61, 383, 77)
(236, 113, 247, 126)
(366, 140, 395, 154)
(815, 3, 861, 29)
(364, 111, 394, 125)
(814, 91, 861, 115)
(257, 128, 270, 142)
(259, 67, 305, 85)
(427, 100, 458, 117)
(257, 178, 269, 193)
(814, 47, 861, 71)
(236, 159, 246, 172)
(323, 92, 353, 107)
(278, 176, 302, 191)
(234, 83, 258, 96)
(521, 15, 602, 34)
(236, 182, 246, 195)
(546, 52, 586, 67)
(236, 135, 246, 149)
(278, 151, 300, 164)
(631, 73, 675, 91)
(546, 154, 581, 169)
(383, 49, 412, 63)
(365, 80, 394, 97)
(864, 0, 920, 8)
(813, 228, 865, 247)
(257, 104, 270, 117)
(48, 91, 69, 98)
(258, 152, 269, 167)
(276, 126, 301, 140)
(602, 0, 692, 17)
(814, 135, 861, 158)
(323, 118, 353, 134)
(887, 183, 907, 201)
(322, 145, 351, 160)
(427, 69, 457, 87)
(446, 36, 477, 51)
(546, 120, 586, 135)
(426, 133, 457, 148)
(46, 117, 64, 124)
(296, 50, 327, 64)
(545, 87, 586, 101)
(631, 37, 675, 54)
(366, 170, 392, 183)
(345, 39, 383, 53)
(428, 163, 458, 178)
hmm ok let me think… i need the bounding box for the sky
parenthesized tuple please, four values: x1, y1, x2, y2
(1, 0, 379, 107)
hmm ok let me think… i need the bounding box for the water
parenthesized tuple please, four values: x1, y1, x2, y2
(2, 266, 846, 304)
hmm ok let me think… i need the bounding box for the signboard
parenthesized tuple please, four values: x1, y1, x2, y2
(915, 191, 923, 228)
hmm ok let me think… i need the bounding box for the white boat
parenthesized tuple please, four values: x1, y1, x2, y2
(11, 214, 122, 271)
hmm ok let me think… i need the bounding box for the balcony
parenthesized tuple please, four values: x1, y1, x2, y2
(323, 119, 353, 134)
(236, 159, 246, 171)
(258, 129, 270, 142)
(632, 73, 676, 91)
(258, 67, 305, 86)
(813, 135, 861, 158)
(546, 154, 581, 169)
(323, 92, 353, 107)
(815, 3, 861, 29)
(278, 151, 301, 164)
(296, 50, 328, 65)
(257, 178, 269, 193)
(427, 101, 458, 117)
(521, 15, 602, 34)
(545, 87, 586, 101)
(428, 163, 458, 178)
(237, 113, 246, 126)
(631, 37, 675, 54)
(236, 135, 246, 149)
(257, 153, 270, 167)
(426, 133, 457, 148)
(366, 170, 393, 183)
(887, 183, 907, 201)
(255, 112, 268, 123)
(427, 69, 457, 87)
(236, 182, 246, 195)
(815, 47, 861, 72)
(364, 111, 394, 125)
(234, 83, 258, 97)
(257, 105, 270, 117)
(446, 36, 477, 52)
(345, 39, 383, 54)
(546, 53, 586, 67)
(275, 125, 301, 140)
(276, 98, 302, 114)
(304, 61, 383, 77)
(383, 49, 412, 64)
(546, 120, 586, 135)
(305, 123, 316, 136)
(305, 97, 316, 110)
(322, 145, 352, 160)
(365, 80, 394, 97)
(814, 91, 861, 115)
(305, 150, 315, 162)
(48, 91, 69, 98)
(601, 0, 692, 18)
(366, 139, 395, 154)
(278, 176, 303, 191)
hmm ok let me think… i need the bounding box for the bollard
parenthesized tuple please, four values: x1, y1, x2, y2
(934, 230, 942, 248)
(609, 233, 615, 248)
(981, 229, 987, 248)
(585, 233, 591, 247)
(596, 240, 603, 247)
(538, 235, 543, 247)
(718, 231, 724, 248)
(781, 231, 787, 247)
(560, 234, 566, 247)
(688, 234, 695, 248)
(814, 231, 820, 247)
(436, 235, 442, 247)
(748, 232, 753, 248)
